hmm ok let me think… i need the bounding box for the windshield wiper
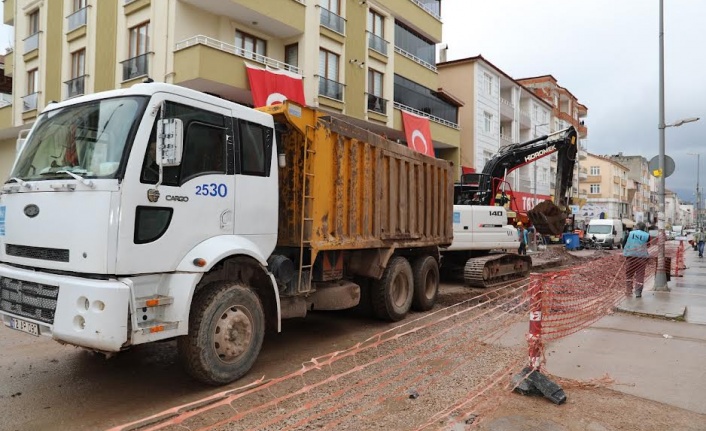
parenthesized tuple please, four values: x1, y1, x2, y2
(5, 177, 31, 188)
(55, 170, 95, 188)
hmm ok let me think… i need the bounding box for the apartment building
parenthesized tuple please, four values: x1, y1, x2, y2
(679, 204, 695, 228)
(517, 75, 588, 204)
(437, 55, 553, 210)
(664, 189, 680, 228)
(608, 153, 655, 223)
(0, 0, 462, 181)
(583, 153, 629, 221)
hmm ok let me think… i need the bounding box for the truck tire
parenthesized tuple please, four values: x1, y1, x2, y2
(371, 256, 413, 322)
(177, 281, 265, 386)
(411, 256, 439, 312)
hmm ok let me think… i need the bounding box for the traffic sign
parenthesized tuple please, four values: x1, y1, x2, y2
(648, 155, 675, 178)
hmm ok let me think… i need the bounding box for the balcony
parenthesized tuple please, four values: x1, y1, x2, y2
(368, 31, 388, 56)
(175, 36, 300, 75)
(499, 98, 514, 119)
(578, 123, 588, 137)
(579, 145, 587, 159)
(181, 0, 304, 36)
(367, 93, 388, 115)
(22, 93, 38, 112)
(67, 6, 88, 32)
(383, 0, 441, 41)
(121, 53, 150, 81)
(3, 50, 11, 77)
(579, 168, 588, 180)
(0, 93, 11, 107)
(65, 75, 86, 99)
(500, 133, 512, 146)
(24, 32, 39, 55)
(320, 7, 345, 35)
(3, 0, 13, 26)
(318, 76, 343, 101)
(613, 175, 620, 184)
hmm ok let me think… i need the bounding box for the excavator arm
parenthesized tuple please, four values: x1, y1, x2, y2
(456, 127, 579, 235)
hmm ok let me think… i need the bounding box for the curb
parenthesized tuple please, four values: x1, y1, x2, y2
(614, 305, 686, 322)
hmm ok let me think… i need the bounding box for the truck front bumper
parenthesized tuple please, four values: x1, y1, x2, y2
(0, 263, 130, 352)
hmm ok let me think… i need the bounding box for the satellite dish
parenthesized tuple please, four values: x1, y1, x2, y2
(648, 155, 675, 178)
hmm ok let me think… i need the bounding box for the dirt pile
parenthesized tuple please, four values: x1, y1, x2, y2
(528, 201, 568, 236)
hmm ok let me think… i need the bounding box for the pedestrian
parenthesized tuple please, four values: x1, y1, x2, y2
(517, 222, 528, 255)
(695, 228, 705, 258)
(623, 221, 650, 298)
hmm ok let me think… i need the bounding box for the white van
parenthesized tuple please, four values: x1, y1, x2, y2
(586, 219, 624, 249)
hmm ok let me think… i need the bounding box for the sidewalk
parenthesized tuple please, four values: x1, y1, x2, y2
(617, 242, 706, 325)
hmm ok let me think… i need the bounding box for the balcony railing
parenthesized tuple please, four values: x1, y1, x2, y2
(366, 93, 387, 114)
(500, 133, 512, 145)
(519, 109, 531, 127)
(24, 32, 39, 54)
(318, 76, 344, 101)
(367, 31, 388, 56)
(394, 102, 460, 129)
(320, 7, 345, 34)
(499, 98, 514, 118)
(394, 46, 436, 72)
(409, 0, 441, 20)
(22, 93, 38, 112)
(67, 6, 88, 32)
(65, 75, 86, 99)
(0, 93, 11, 107)
(121, 53, 150, 81)
(174, 35, 301, 75)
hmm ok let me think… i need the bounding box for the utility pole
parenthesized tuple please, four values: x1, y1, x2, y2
(655, 0, 668, 291)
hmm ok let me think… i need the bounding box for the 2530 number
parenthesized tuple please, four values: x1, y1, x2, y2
(196, 183, 228, 197)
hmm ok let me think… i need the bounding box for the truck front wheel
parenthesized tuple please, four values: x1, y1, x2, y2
(178, 282, 265, 386)
(411, 256, 439, 311)
(371, 256, 413, 321)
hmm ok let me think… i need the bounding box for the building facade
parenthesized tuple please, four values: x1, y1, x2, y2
(608, 153, 655, 224)
(437, 55, 554, 209)
(0, 0, 461, 181)
(583, 153, 629, 221)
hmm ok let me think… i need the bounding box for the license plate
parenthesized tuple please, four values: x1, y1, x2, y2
(10, 317, 39, 337)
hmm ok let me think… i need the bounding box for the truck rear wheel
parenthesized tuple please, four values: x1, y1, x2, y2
(371, 256, 413, 321)
(411, 256, 439, 311)
(178, 281, 265, 386)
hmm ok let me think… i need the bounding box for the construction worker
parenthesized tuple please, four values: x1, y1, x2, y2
(517, 222, 528, 255)
(623, 221, 650, 298)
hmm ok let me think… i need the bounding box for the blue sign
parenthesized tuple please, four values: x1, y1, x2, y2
(0, 205, 5, 237)
(453, 211, 460, 224)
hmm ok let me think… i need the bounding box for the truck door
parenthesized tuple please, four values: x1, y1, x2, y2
(115, 95, 235, 274)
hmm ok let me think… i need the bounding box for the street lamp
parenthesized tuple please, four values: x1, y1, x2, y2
(656, 0, 701, 291)
(687, 152, 700, 230)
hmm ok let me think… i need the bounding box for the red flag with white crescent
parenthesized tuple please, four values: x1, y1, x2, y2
(401, 110, 435, 157)
(245, 63, 306, 108)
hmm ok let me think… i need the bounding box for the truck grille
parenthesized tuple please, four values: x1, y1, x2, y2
(0, 276, 59, 324)
(5, 244, 70, 262)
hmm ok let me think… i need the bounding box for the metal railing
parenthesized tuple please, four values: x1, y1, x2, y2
(320, 7, 345, 34)
(366, 93, 387, 114)
(408, 0, 441, 20)
(120, 53, 149, 81)
(318, 76, 344, 101)
(67, 6, 87, 32)
(500, 98, 514, 108)
(24, 32, 39, 54)
(500, 133, 512, 144)
(394, 46, 436, 72)
(394, 102, 460, 129)
(65, 75, 86, 98)
(0, 93, 11, 107)
(174, 35, 300, 74)
(367, 31, 388, 55)
(22, 92, 38, 112)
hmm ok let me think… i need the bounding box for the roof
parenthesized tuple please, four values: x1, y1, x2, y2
(516, 75, 584, 107)
(433, 88, 465, 107)
(438, 55, 553, 109)
(588, 152, 630, 171)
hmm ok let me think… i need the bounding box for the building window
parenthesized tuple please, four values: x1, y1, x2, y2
(590, 184, 600, 194)
(590, 166, 600, 175)
(27, 69, 38, 94)
(320, 0, 340, 15)
(484, 112, 493, 134)
(394, 21, 435, 66)
(123, 22, 150, 80)
(533, 104, 539, 121)
(483, 72, 492, 96)
(71, 49, 85, 79)
(542, 168, 548, 183)
(285, 43, 298, 68)
(235, 30, 266, 59)
(393, 74, 458, 124)
(367, 69, 385, 113)
(368, 10, 384, 37)
(73, 0, 87, 11)
(29, 10, 39, 35)
(318, 49, 342, 100)
(483, 150, 493, 167)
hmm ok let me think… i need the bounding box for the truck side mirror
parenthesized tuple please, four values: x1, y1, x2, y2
(157, 118, 183, 167)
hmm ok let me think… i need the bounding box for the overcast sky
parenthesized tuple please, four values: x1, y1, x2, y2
(442, 0, 706, 202)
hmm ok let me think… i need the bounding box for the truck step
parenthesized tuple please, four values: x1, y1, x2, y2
(137, 320, 179, 335)
(135, 295, 174, 309)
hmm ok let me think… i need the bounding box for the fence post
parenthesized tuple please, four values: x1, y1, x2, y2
(527, 273, 544, 370)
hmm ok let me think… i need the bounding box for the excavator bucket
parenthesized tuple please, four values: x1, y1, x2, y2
(528, 201, 569, 236)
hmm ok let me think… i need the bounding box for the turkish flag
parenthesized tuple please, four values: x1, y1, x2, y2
(245, 63, 306, 107)
(401, 110, 435, 157)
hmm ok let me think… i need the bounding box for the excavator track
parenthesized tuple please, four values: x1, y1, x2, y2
(463, 254, 533, 288)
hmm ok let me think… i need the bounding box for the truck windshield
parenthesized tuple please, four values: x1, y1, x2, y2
(587, 225, 612, 234)
(10, 96, 148, 181)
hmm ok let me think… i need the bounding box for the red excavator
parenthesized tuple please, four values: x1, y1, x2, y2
(455, 127, 579, 236)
